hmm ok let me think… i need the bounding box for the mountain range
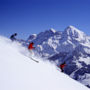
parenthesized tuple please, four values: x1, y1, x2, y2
(24, 25, 90, 88)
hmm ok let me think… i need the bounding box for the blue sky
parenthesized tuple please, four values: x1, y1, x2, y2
(0, 0, 90, 39)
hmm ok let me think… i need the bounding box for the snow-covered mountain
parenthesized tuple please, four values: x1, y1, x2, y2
(27, 26, 89, 57)
(0, 36, 89, 90)
(27, 25, 90, 88)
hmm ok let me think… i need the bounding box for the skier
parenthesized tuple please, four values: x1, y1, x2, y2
(10, 33, 17, 41)
(60, 62, 66, 72)
(28, 42, 35, 50)
(28, 42, 39, 63)
(28, 42, 35, 56)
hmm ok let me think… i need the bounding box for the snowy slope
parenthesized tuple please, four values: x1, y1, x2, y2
(0, 36, 89, 90)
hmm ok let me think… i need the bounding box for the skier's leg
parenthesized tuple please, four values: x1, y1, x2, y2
(29, 50, 34, 57)
(61, 68, 64, 72)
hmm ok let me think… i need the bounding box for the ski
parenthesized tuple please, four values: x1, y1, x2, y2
(29, 57, 39, 63)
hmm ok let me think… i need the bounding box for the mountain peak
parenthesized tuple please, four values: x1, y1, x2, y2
(32, 34, 37, 37)
(66, 25, 81, 32)
(49, 28, 56, 33)
(63, 25, 86, 39)
(27, 34, 37, 41)
(68, 25, 77, 29)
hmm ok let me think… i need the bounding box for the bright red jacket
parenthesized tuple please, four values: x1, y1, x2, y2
(28, 43, 34, 50)
(60, 64, 66, 69)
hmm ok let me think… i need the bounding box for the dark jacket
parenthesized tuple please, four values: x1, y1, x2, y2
(10, 33, 17, 41)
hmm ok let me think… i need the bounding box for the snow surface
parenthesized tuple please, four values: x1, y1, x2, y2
(0, 36, 89, 90)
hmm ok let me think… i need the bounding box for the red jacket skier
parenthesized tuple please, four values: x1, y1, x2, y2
(60, 62, 66, 72)
(28, 42, 39, 63)
(28, 42, 35, 50)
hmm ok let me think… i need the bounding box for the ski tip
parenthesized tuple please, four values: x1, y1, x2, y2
(36, 61, 39, 63)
